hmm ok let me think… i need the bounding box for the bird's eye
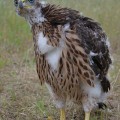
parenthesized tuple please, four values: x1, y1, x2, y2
(28, 0, 34, 4)
(14, 0, 18, 7)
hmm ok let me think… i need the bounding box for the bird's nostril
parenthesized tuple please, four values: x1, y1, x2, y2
(19, 1, 23, 9)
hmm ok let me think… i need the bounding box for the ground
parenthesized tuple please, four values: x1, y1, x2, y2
(0, 0, 120, 120)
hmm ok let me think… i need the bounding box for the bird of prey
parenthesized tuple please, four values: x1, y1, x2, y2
(14, 0, 112, 120)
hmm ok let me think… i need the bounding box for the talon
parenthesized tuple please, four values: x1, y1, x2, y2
(98, 102, 107, 110)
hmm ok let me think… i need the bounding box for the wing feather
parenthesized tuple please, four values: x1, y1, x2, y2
(76, 16, 112, 92)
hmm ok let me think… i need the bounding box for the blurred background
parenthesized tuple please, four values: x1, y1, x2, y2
(0, 0, 120, 119)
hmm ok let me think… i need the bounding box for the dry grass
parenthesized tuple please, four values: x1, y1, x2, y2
(0, 0, 120, 120)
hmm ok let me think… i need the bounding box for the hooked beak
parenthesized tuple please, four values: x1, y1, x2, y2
(16, 0, 32, 16)
(18, 0, 32, 9)
(19, 1, 24, 9)
(16, 0, 26, 16)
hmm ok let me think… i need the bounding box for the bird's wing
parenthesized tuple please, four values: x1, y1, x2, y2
(76, 17, 112, 92)
(76, 16, 112, 78)
(60, 29, 96, 87)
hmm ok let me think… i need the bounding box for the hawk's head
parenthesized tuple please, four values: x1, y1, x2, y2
(14, 0, 46, 24)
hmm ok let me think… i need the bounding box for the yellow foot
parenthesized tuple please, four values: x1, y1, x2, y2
(47, 116, 53, 120)
(60, 108, 66, 120)
(85, 112, 90, 120)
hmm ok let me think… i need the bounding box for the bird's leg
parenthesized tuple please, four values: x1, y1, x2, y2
(60, 108, 66, 120)
(47, 116, 53, 120)
(85, 112, 90, 120)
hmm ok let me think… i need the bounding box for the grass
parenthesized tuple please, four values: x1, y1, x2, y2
(0, 0, 120, 120)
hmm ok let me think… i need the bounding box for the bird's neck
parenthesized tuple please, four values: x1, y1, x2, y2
(26, 10, 46, 26)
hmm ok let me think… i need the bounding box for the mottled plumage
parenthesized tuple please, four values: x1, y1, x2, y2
(15, 0, 112, 119)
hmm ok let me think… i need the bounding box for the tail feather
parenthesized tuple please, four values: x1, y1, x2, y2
(101, 77, 110, 92)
